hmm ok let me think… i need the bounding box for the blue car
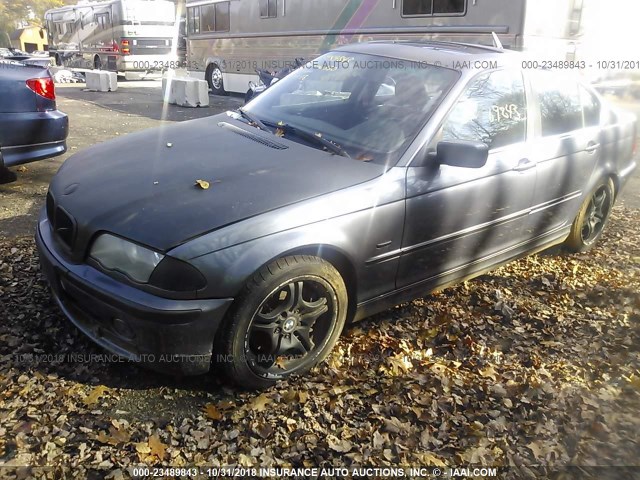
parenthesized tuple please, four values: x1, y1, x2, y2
(0, 61, 68, 169)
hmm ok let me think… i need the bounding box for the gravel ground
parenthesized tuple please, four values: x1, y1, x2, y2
(0, 206, 638, 479)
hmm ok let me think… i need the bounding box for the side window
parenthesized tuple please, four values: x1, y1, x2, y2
(581, 86, 601, 127)
(200, 4, 215, 32)
(215, 2, 230, 32)
(403, 0, 465, 16)
(259, 0, 277, 18)
(187, 6, 200, 34)
(536, 74, 583, 136)
(440, 70, 527, 150)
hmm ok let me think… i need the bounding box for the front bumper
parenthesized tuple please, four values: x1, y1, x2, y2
(35, 214, 234, 375)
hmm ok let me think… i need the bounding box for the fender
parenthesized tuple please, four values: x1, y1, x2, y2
(182, 199, 406, 303)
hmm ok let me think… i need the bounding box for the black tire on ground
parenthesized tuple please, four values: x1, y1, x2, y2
(564, 178, 615, 253)
(55, 54, 62, 67)
(244, 88, 254, 104)
(93, 55, 102, 70)
(206, 63, 226, 95)
(214, 255, 348, 389)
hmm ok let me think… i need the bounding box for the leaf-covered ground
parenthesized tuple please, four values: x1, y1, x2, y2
(1, 208, 639, 479)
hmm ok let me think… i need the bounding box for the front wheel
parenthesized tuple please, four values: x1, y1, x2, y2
(214, 256, 348, 389)
(564, 178, 615, 252)
(206, 63, 226, 95)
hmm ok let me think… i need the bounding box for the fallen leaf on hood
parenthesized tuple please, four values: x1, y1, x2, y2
(275, 128, 285, 137)
(195, 179, 210, 190)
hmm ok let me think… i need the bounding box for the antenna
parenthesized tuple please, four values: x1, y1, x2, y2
(491, 32, 504, 50)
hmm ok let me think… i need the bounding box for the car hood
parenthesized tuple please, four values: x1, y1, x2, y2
(49, 113, 384, 254)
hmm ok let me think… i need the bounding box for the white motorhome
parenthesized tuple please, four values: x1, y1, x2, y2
(185, 0, 587, 95)
(45, 0, 180, 79)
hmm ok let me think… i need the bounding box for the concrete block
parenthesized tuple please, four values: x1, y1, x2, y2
(85, 70, 117, 92)
(162, 76, 209, 107)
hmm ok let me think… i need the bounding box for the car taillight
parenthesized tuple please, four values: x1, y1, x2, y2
(26, 77, 55, 100)
(121, 38, 130, 55)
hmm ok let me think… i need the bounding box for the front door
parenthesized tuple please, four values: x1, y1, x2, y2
(398, 69, 537, 289)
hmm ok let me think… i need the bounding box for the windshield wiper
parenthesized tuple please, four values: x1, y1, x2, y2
(263, 121, 351, 158)
(236, 108, 269, 132)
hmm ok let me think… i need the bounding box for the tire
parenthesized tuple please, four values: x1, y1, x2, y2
(206, 63, 226, 95)
(244, 88, 254, 104)
(55, 54, 62, 67)
(214, 255, 348, 389)
(564, 178, 615, 253)
(93, 55, 102, 70)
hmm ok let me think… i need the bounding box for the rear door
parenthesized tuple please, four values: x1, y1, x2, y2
(525, 72, 600, 236)
(398, 69, 537, 289)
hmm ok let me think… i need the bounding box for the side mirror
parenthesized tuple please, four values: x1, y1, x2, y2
(436, 140, 489, 168)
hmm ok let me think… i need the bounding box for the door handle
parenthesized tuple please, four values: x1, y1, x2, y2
(585, 142, 600, 154)
(512, 158, 536, 172)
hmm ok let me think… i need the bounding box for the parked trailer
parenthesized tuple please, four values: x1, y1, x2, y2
(45, 0, 180, 79)
(185, 0, 587, 95)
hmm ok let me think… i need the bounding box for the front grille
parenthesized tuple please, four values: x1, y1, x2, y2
(46, 191, 77, 250)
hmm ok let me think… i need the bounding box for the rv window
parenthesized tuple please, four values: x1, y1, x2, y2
(569, 0, 583, 36)
(260, 0, 277, 18)
(403, 0, 465, 16)
(187, 6, 200, 34)
(440, 70, 527, 150)
(94, 13, 110, 30)
(215, 2, 230, 31)
(201, 4, 215, 32)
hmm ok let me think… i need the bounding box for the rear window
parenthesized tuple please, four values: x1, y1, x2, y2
(581, 86, 601, 127)
(535, 73, 583, 136)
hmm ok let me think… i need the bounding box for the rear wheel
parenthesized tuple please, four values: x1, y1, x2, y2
(206, 63, 226, 95)
(564, 178, 615, 252)
(215, 256, 347, 389)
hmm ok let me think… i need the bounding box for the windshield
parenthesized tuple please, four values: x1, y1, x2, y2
(244, 52, 459, 165)
(122, 0, 176, 24)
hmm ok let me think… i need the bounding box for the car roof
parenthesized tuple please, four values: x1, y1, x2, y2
(335, 40, 522, 74)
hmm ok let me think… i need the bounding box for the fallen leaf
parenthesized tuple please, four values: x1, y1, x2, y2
(204, 404, 223, 421)
(250, 393, 272, 412)
(195, 179, 210, 190)
(84, 386, 109, 406)
(135, 443, 151, 454)
(148, 434, 167, 460)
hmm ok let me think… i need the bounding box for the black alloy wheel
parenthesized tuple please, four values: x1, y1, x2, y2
(565, 178, 615, 252)
(215, 256, 347, 389)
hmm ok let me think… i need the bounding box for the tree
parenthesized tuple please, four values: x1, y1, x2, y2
(0, 0, 70, 47)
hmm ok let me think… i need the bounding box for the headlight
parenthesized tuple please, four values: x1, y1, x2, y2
(89, 234, 164, 283)
(89, 234, 207, 292)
